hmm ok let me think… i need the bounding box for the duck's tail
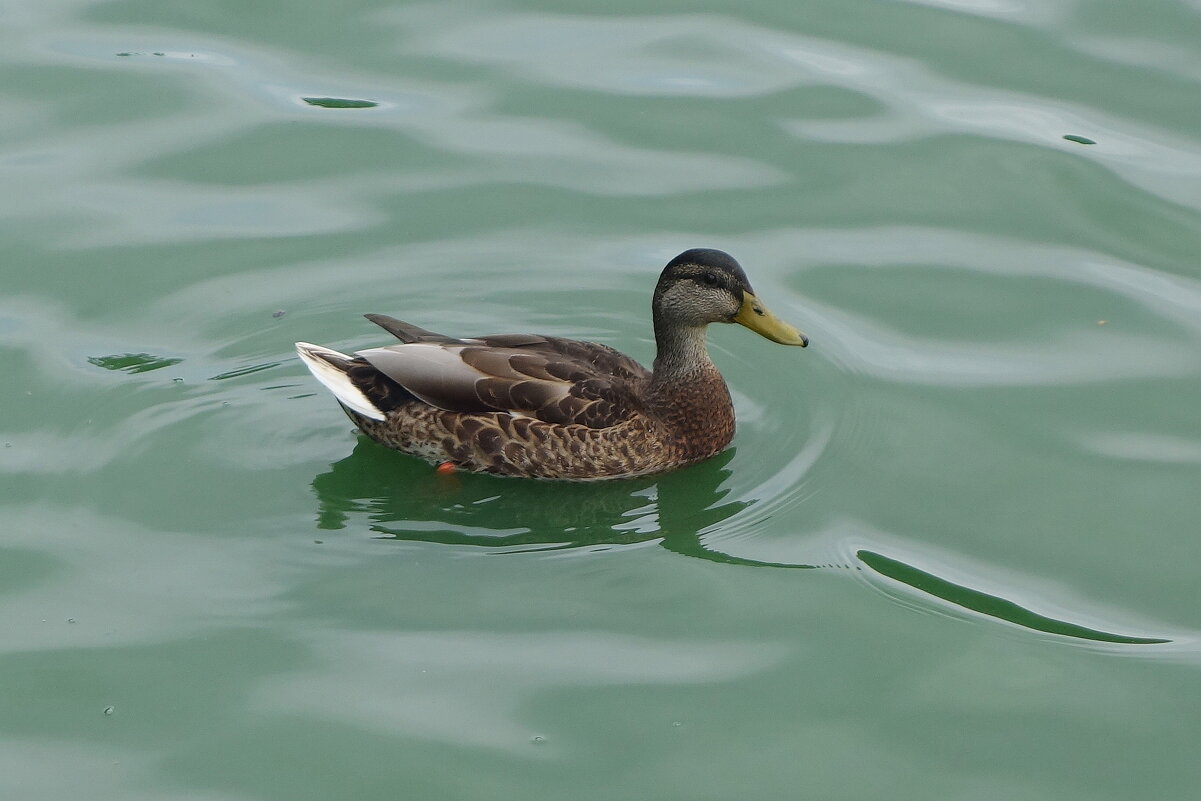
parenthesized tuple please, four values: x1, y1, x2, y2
(295, 342, 386, 421)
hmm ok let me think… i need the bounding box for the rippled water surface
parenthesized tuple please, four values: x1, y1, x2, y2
(4, 1, 1201, 798)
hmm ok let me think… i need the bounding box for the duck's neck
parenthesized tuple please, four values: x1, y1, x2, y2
(651, 323, 712, 383)
(649, 323, 735, 458)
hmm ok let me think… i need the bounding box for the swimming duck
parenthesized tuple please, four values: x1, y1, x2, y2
(296, 248, 807, 480)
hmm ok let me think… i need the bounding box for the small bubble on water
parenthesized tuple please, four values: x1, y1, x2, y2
(104, 706, 115, 716)
(530, 735, 546, 745)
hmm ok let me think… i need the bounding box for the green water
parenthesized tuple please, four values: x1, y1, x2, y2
(4, 0, 1201, 798)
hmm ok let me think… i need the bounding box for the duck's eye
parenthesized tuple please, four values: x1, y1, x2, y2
(701, 271, 719, 286)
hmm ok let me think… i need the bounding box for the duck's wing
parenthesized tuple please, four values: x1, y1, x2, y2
(353, 320, 650, 428)
(364, 314, 645, 375)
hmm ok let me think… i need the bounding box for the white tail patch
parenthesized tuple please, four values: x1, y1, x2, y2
(295, 342, 386, 421)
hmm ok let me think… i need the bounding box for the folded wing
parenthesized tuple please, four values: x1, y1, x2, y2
(352, 315, 651, 429)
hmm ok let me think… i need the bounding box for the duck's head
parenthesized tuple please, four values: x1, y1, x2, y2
(652, 248, 808, 347)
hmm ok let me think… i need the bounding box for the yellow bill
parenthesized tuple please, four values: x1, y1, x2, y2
(733, 291, 808, 347)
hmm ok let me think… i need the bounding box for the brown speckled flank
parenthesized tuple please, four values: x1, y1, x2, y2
(296, 249, 806, 480)
(347, 359, 734, 479)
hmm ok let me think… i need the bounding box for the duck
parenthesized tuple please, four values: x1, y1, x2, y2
(295, 248, 807, 480)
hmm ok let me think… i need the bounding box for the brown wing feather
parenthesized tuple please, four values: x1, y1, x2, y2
(472, 333, 553, 348)
(464, 338, 651, 428)
(349, 326, 651, 430)
(480, 335, 649, 383)
(364, 314, 455, 344)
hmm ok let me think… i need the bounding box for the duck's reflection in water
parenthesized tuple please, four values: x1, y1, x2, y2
(310, 440, 1175, 644)
(311, 439, 815, 569)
